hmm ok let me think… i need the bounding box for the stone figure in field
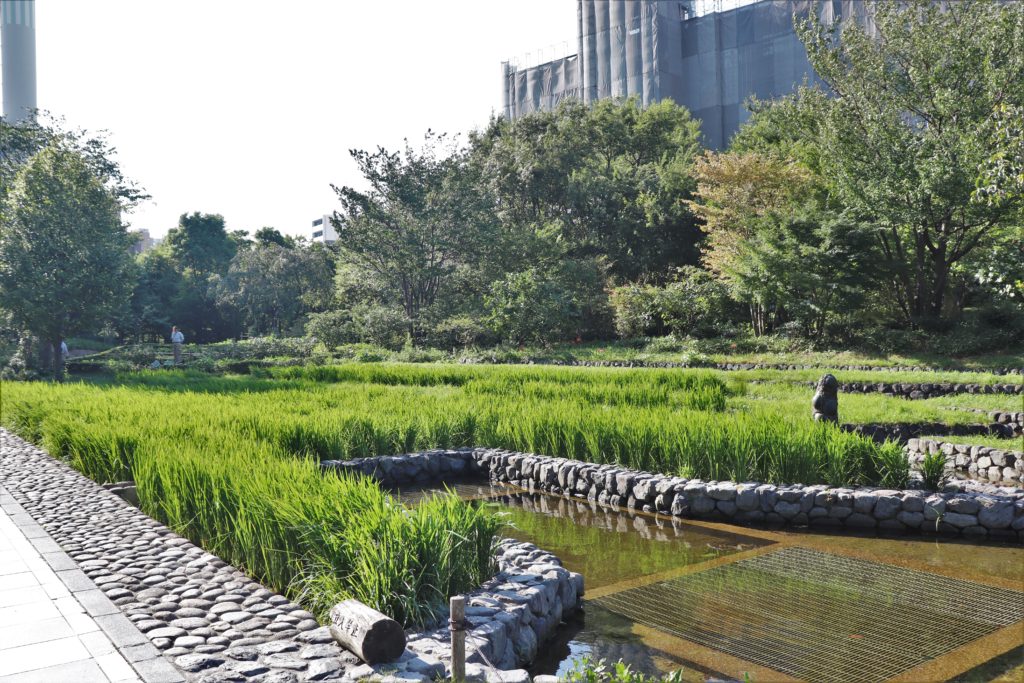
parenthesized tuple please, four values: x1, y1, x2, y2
(812, 374, 839, 423)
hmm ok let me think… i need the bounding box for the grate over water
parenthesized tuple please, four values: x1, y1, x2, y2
(595, 546, 1024, 682)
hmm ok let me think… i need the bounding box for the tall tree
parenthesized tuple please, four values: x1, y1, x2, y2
(0, 143, 134, 379)
(162, 212, 242, 342)
(331, 133, 489, 338)
(165, 212, 237, 277)
(216, 243, 333, 335)
(796, 0, 1024, 324)
(472, 98, 703, 280)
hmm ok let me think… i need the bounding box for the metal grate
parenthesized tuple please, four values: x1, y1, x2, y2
(595, 546, 1024, 682)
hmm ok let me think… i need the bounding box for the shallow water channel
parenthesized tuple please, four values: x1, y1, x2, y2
(394, 480, 1024, 682)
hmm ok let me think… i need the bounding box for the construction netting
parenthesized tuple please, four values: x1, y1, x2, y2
(502, 0, 876, 148)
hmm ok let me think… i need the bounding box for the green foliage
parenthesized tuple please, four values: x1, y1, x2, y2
(215, 242, 334, 336)
(611, 268, 736, 339)
(3, 363, 911, 491)
(476, 97, 704, 281)
(332, 132, 491, 340)
(610, 284, 661, 338)
(165, 212, 237, 277)
(0, 142, 135, 379)
(796, 0, 1024, 323)
(564, 657, 686, 683)
(1, 380, 500, 628)
(485, 258, 612, 345)
(919, 451, 949, 491)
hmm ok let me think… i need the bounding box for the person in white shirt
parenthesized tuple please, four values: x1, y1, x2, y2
(59, 340, 69, 364)
(170, 326, 185, 365)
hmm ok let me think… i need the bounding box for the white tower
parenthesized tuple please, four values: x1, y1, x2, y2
(1, 0, 37, 122)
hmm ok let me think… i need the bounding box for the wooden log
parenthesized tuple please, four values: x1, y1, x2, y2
(329, 599, 406, 664)
(450, 595, 466, 682)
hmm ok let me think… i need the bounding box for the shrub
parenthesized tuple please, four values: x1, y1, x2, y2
(657, 266, 735, 338)
(610, 284, 661, 338)
(486, 258, 612, 346)
(305, 310, 359, 348)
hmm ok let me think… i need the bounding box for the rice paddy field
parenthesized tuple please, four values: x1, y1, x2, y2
(2, 361, 1020, 627)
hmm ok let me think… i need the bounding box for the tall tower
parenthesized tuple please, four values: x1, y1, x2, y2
(1, 0, 37, 122)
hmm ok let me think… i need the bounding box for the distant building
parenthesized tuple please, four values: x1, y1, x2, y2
(310, 215, 338, 245)
(129, 229, 162, 255)
(502, 0, 875, 149)
(1, 0, 37, 123)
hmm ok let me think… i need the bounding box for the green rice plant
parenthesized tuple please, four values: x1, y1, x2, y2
(919, 450, 949, 491)
(131, 439, 499, 627)
(866, 441, 912, 490)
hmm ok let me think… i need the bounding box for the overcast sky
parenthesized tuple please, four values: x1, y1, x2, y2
(22, 0, 580, 238)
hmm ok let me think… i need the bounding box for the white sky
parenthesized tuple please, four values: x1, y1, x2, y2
(24, 0, 580, 238)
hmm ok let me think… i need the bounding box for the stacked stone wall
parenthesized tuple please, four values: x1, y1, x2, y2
(907, 438, 1024, 485)
(322, 448, 1024, 541)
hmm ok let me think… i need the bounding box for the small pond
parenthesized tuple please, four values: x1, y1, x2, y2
(394, 479, 1024, 682)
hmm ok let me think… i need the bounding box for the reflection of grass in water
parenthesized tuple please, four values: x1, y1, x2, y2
(485, 495, 759, 586)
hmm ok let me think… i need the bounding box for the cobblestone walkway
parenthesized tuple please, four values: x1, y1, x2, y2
(0, 430, 360, 682)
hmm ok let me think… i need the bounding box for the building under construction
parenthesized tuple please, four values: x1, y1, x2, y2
(501, 0, 871, 149)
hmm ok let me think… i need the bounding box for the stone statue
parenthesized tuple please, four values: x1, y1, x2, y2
(812, 374, 839, 423)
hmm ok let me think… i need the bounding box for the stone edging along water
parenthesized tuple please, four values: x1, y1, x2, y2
(0, 430, 578, 683)
(906, 438, 1024, 485)
(323, 449, 1024, 542)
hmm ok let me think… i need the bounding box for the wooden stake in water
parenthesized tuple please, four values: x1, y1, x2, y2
(450, 595, 466, 682)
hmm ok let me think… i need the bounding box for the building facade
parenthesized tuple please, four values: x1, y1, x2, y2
(502, 0, 873, 149)
(310, 215, 338, 245)
(1, 0, 36, 123)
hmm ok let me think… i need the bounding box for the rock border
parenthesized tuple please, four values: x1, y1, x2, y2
(458, 357, 1023, 376)
(907, 438, 1024, 485)
(827, 380, 1022, 398)
(844, 421, 1021, 443)
(324, 449, 1024, 541)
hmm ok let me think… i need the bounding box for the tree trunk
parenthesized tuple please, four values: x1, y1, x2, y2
(929, 249, 949, 320)
(39, 342, 52, 378)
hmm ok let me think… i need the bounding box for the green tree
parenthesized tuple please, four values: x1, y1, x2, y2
(253, 226, 296, 249)
(976, 103, 1024, 205)
(485, 257, 611, 346)
(0, 143, 134, 379)
(472, 98, 703, 280)
(165, 212, 237, 277)
(216, 243, 333, 335)
(332, 133, 492, 339)
(161, 212, 242, 342)
(796, 0, 1024, 324)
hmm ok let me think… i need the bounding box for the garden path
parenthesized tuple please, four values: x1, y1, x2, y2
(0, 490, 148, 682)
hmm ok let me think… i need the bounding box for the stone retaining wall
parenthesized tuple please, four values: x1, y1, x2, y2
(325, 448, 1024, 541)
(830, 381, 1022, 398)
(907, 438, 1024, 485)
(460, 358, 1023, 375)
(844, 421, 1021, 443)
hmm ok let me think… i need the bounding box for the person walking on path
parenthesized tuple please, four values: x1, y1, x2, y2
(170, 326, 185, 365)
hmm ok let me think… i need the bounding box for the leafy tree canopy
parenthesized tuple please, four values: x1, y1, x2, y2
(0, 143, 134, 378)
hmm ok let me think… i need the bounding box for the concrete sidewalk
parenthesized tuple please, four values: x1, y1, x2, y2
(0, 488, 143, 682)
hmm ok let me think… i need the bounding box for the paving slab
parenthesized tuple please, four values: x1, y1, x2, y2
(0, 495, 142, 682)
